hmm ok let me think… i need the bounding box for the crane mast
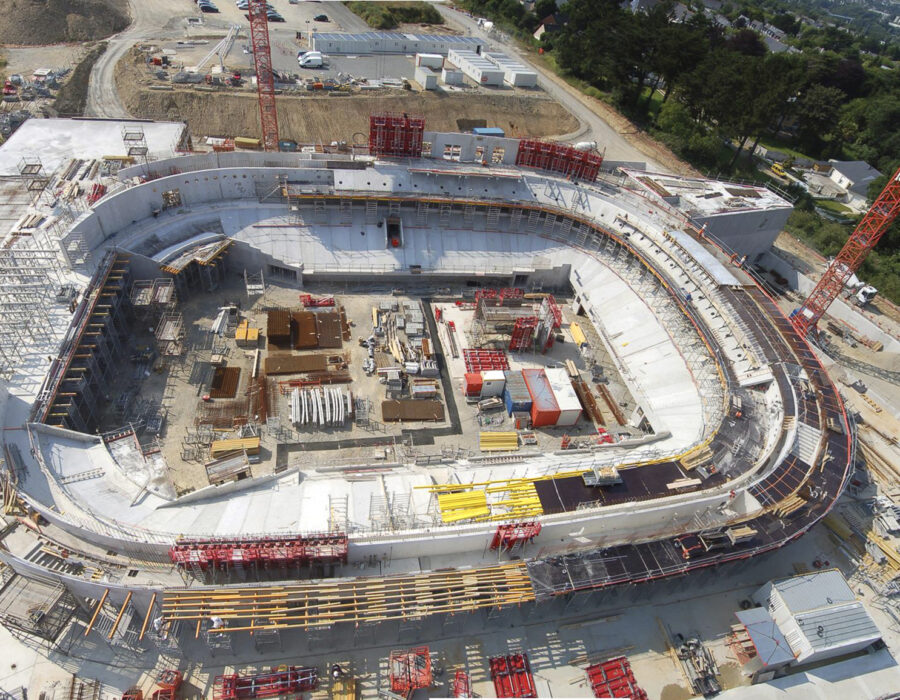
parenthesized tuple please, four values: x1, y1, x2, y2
(791, 165, 900, 338)
(248, 0, 279, 151)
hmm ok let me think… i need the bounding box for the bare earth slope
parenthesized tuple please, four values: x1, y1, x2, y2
(0, 0, 129, 45)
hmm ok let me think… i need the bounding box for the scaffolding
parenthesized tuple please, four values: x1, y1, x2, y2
(155, 312, 185, 356)
(389, 646, 433, 695)
(0, 573, 79, 644)
(33, 250, 133, 432)
(490, 522, 542, 552)
(162, 562, 534, 631)
(169, 533, 349, 582)
(18, 155, 51, 202)
(122, 125, 149, 159)
(244, 268, 266, 297)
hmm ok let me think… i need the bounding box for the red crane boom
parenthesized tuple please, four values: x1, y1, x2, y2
(248, 0, 279, 151)
(791, 165, 900, 337)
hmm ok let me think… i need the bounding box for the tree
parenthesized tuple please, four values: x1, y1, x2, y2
(727, 28, 767, 56)
(795, 84, 847, 156)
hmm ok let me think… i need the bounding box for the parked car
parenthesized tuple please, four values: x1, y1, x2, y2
(267, 11, 285, 21)
(199, 3, 219, 13)
(236, 0, 274, 9)
(314, 14, 328, 21)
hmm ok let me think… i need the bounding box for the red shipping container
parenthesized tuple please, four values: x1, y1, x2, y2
(464, 372, 483, 397)
(522, 369, 560, 427)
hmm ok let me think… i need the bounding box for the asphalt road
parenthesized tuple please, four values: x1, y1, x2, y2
(85, 0, 186, 118)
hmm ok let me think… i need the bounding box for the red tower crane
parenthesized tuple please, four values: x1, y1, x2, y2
(791, 165, 900, 338)
(248, 0, 279, 151)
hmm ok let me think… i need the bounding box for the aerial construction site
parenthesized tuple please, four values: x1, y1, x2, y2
(1, 1, 900, 699)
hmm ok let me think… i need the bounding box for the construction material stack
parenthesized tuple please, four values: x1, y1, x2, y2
(585, 657, 647, 699)
(490, 653, 537, 698)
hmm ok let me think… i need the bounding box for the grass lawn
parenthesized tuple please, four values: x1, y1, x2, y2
(814, 198, 857, 218)
(756, 137, 817, 163)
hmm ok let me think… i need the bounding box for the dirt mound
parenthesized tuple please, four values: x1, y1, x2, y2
(53, 42, 107, 115)
(121, 89, 578, 144)
(0, 0, 130, 45)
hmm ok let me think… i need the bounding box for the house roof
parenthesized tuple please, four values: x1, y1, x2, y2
(794, 602, 881, 652)
(829, 160, 883, 196)
(736, 608, 795, 666)
(771, 570, 856, 614)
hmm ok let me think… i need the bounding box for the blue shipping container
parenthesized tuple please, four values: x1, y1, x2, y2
(503, 370, 532, 415)
(472, 127, 505, 137)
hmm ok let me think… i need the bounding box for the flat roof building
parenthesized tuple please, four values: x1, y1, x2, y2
(752, 570, 882, 665)
(0, 118, 189, 176)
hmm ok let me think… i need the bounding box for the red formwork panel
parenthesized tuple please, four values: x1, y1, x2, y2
(213, 666, 318, 700)
(515, 139, 603, 181)
(490, 653, 537, 698)
(389, 647, 432, 694)
(509, 316, 538, 352)
(369, 113, 425, 158)
(586, 657, 648, 699)
(463, 349, 510, 373)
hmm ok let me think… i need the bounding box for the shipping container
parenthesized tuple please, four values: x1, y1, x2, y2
(464, 372, 483, 397)
(503, 370, 532, 415)
(414, 65, 438, 90)
(481, 51, 539, 88)
(447, 49, 504, 87)
(545, 367, 582, 426)
(416, 53, 444, 69)
(312, 31, 481, 56)
(481, 369, 506, 397)
(441, 67, 465, 86)
(522, 369, 560, 427)
(472, 127, 505, 137)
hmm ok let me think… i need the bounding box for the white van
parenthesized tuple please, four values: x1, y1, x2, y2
(297, 51, 324, 68)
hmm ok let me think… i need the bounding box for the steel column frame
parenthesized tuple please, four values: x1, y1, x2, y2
(793, 166, 900, 337)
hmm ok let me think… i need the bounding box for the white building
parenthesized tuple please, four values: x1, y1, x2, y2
(752, 570, 882, 665)
(482, 51, 538, 88)
(446, 49, 505, 87)
(621, 168, 794, 260)
(311, 32, 481, 56)
(827, 160, 883, 211)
